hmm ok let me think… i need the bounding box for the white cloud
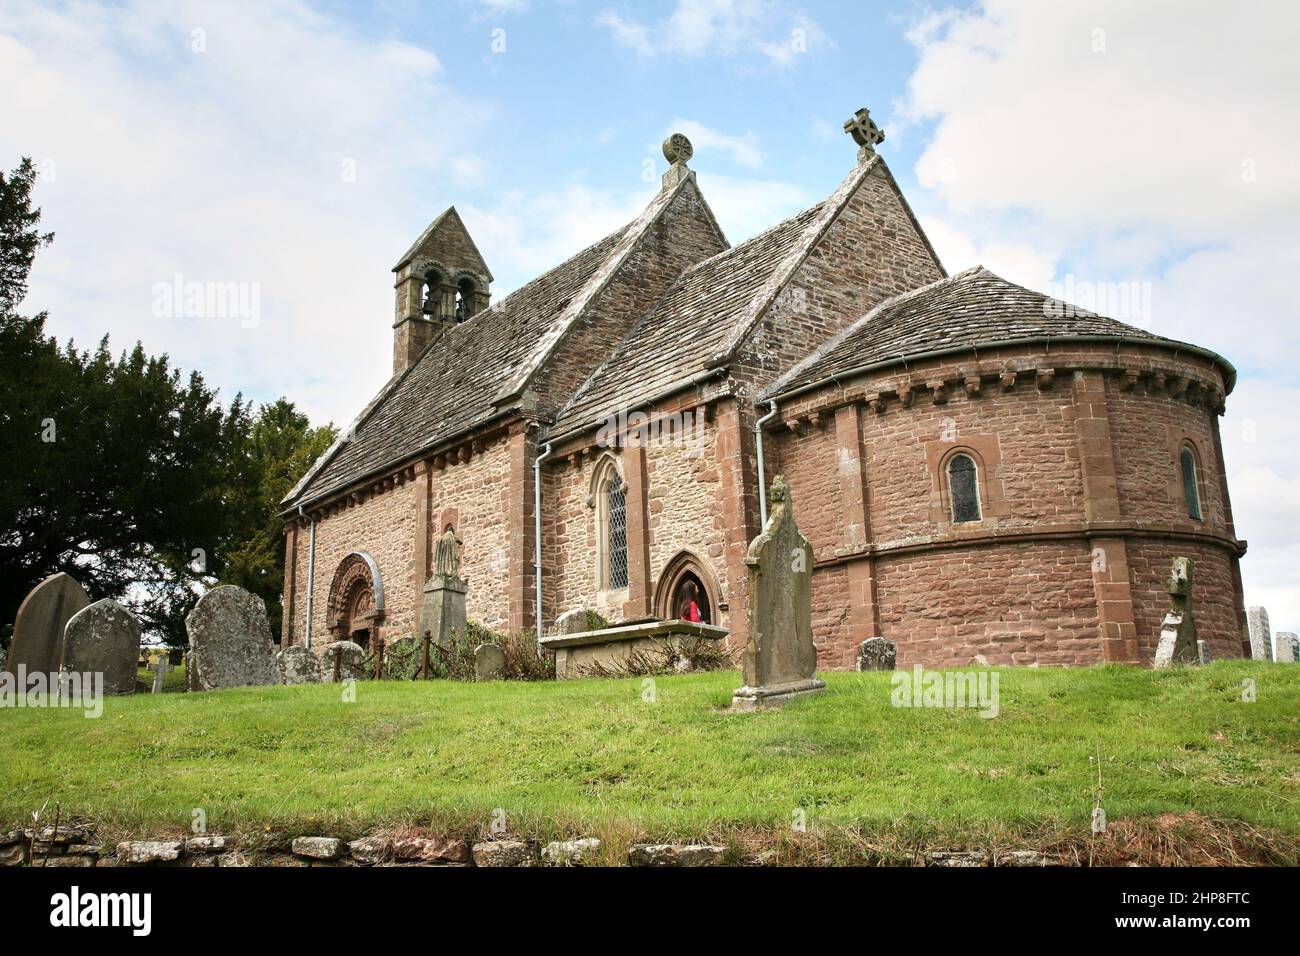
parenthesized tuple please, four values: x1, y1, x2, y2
(901, 0, 1300, 633)
(597, 0, 825, 67)
(1, 0, 485, 427)
(665, 118, 763, 168)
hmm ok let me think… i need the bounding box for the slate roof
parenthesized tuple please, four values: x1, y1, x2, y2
(763, 266, 1233, 399)
(552, 157, 887, 436)
(284, 219, 637, 508)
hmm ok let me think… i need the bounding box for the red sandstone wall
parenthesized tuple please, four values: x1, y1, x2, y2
(770, 344, 1243, 669)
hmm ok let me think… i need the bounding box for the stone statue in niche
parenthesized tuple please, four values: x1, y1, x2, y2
(421, 523, 468, 649)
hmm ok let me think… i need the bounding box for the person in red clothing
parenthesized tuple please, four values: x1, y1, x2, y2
(677, 579, 703, 623)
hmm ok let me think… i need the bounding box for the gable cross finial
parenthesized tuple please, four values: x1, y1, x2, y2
(844, 107, 885, 160)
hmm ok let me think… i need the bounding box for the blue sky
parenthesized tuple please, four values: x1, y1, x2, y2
(3, 0, 1298, 632)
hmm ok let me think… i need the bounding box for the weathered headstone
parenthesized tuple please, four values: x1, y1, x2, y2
(555, 608, 592, 635)
(1153, 557, 1197, 669)
(150, 656, 170, 693)
(277, 644, 321, 684)
(322, 640, 365, 682)
(1196, 640, 1212, 665)
(61, 599, 140, 695)
(4, 572, 90, 678)
(474, 642, 506, 681)
(1247, 606, 1272, 661)
(1275, 632, 1299, 664)
(184, 586, 283, 691)
(732, 476, 825, 710)
(856, 637, 897, 671)
(419, 525, 468, 648)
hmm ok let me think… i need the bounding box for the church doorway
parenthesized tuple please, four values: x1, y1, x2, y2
(654, 551, 719, 626)
(326, 552, 385, 649)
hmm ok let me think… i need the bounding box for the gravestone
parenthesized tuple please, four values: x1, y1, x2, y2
(61, 599, 140, 695)
(322, 640, 365, 682)
(420, 526, 468, 648)
(555, 608, 592, 635)
(856, 637, 897, 671)
(150, 656, 170, 693)
(1153, 557, 1197, 669)
(184, 586, 283, 691)
(731, 476, 825, 710)
(1196, 640, 1212, 665)
(1275, 632, 1299, 664)
(277, 645, 321, 684)
(474, 642, 506, 681)
(1247, 606, 1272, 661)
(4, 572, 90, 678)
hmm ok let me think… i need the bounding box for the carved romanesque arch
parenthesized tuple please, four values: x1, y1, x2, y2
(654, 549, 720, 625)
(326, 552, 385, 649)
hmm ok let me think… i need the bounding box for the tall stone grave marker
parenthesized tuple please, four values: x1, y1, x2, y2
(420, 525, 468, 648)
(1247, 606, 1272, 662)
(185, 586, 283, 691)
(5, 572, 90, 678)
(732, 476, 825, 710)
(62, 599, 141, 695)
(1275, 632, 1299, 664)
(1153, 557, 1197, 669)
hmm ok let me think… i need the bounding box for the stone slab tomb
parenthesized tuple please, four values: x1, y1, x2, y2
(4, 572, 90, 678)
(732, 476, 825, 710)
(185, 586, 283, 691)
(62, 598, 141, 695)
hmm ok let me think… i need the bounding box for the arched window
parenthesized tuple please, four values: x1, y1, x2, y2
(1180, 446, 1202, 520)
(455, 277, 476, 322)
(947, 453, 981, 523)
(422, 269, 444, 316)
(591, 457, 628, 591)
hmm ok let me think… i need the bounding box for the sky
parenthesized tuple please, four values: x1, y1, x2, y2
(2, 0, 1298, 634)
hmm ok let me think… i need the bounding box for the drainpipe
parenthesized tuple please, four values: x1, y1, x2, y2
(533, 441, 554, 641)
(298, 505, 316, 650)
(754, 400, 779, 527)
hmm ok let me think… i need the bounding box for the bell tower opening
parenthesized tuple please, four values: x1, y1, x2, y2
(391, 206, 493, 374)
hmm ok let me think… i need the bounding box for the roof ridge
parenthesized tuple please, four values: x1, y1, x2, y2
(490, 173, 705, 406)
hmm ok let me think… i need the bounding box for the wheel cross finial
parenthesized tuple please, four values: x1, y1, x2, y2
(844, 107, 885, 153)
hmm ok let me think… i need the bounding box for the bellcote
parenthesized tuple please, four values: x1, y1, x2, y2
(391, 207, 493, 375)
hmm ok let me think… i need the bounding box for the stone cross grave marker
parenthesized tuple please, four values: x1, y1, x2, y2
(150, 655, 170, 693)
(1154, 557, 1197, 669)
(732, 476, 825, 710)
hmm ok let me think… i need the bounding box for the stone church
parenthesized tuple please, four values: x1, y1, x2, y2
(279, 110, 1248, 669)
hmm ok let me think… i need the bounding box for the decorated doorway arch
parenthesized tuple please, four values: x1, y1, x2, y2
(327, 552, 385, 650)
(654, 550, 720, 625)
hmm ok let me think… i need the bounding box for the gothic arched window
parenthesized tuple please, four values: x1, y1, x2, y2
(947, 453, 981, 524)
(591, 456, 628, 591)
(1180, 446, 1202, 520)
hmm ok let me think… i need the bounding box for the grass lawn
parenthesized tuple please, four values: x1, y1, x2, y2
(3, 662, 1297, 862)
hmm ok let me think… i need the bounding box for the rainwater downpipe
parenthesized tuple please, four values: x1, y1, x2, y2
(754, 400, 779, 527)
(298, 504, 316, 651)
(534, 441, 554, 641)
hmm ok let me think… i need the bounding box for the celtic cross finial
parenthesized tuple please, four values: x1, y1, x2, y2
(844, 107, 885, 155)
(662, 132, 693, 166)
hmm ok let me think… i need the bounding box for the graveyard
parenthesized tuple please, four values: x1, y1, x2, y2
(2, 661, 1297, 865)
